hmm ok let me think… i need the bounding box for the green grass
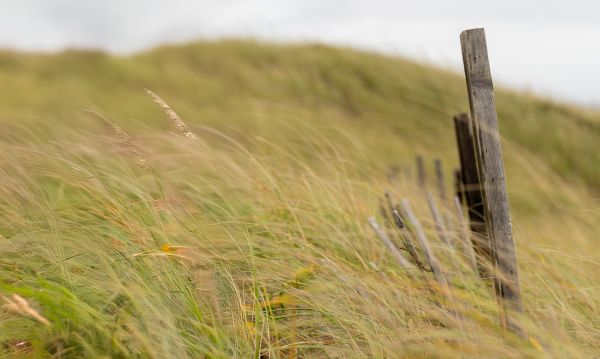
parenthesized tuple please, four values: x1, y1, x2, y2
(0, 40, 599, 358)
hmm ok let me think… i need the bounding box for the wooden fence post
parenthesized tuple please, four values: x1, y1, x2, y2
(453, 113, 491, 276)
(416, 155, 426, 189)
(460, 28, 523, 332)
(434, 159, 446, 201)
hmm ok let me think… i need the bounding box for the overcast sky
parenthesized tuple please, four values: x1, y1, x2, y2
(1, 1, 598, 105)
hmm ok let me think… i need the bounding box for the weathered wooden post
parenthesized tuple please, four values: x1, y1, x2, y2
(460, 28, 523, 332)
(416, 155, 426, 189)
(453, 113, 490, 276)
(434, 159, 446, 201)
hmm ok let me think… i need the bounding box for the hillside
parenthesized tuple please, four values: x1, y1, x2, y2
(0, 41, 599, 358)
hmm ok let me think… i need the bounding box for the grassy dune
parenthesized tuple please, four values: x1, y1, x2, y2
(0, 41, 599, 358)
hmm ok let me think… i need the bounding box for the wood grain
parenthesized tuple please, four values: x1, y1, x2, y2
(460, 28, 523, 332)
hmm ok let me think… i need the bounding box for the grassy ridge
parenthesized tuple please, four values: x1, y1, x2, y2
(1, 41, 599, 191)
(0, 41, 599, 358)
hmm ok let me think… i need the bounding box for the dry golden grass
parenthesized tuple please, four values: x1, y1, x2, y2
(0, 41, 598, 358)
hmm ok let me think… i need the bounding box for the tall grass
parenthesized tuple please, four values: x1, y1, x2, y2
(0, 41, 599, 358)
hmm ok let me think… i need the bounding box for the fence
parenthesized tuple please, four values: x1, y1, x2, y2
(369, 28, 523, 335)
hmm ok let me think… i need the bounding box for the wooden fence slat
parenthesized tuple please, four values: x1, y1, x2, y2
(426, 192, 452, 248)
(391, 207, 427, 270)
(460, 28, 523, 332)
(368, 217, 414, 270)
(416, 155, 426, 189)
(379, 197, 394, 230)
(434, 159, 446, 201)
(401, 199, 447, 288)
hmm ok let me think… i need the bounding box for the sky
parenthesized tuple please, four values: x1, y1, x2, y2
(0, 0, 598, 106)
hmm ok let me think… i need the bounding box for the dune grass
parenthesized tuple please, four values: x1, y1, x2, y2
(0, 41, 599, 358)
